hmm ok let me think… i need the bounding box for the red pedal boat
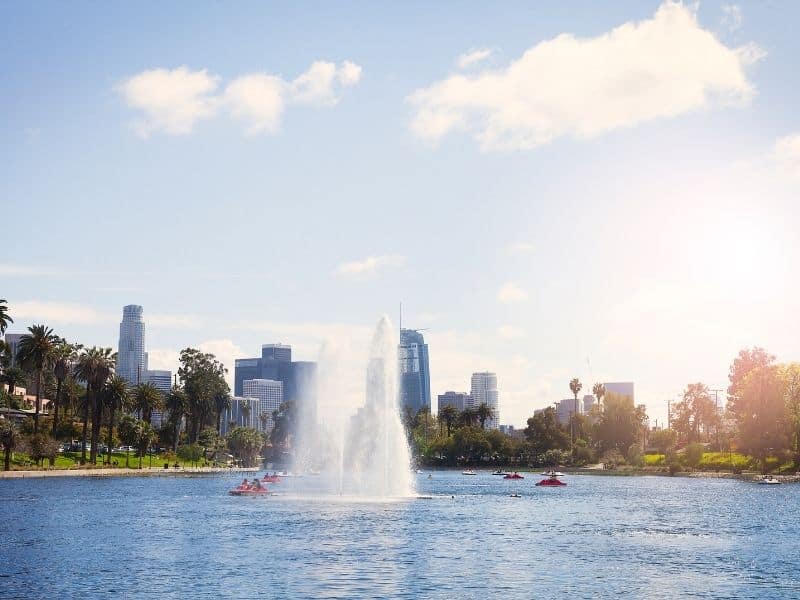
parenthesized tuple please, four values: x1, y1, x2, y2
(229, 486, 269, 496)
(536, 471, 566, 486)
(504, 472, 524, 479)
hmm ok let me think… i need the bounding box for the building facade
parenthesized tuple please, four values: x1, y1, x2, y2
(470, 372, 499, 429)
(241, 379, 283, 431)
(604, 382, 634, 401)
(117, 305, 146, 385)
(437, 391, 470, 413)
(2, 333, 24, 366)
(399, 329, 431, 414)
(145, 369, 172, 429)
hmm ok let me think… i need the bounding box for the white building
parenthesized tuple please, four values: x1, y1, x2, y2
(117, 305, 146, 385)
(241, 379, 283, 432)
(470, 372, 499, 429)
(145, 369, 172, 429)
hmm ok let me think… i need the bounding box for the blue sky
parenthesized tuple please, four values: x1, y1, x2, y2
(3, 1, 799, 426)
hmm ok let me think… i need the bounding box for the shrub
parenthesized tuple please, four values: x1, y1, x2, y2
(626, 444, 644, 467)
(643, 453, 665, 466)
(684, 443, 705, 469)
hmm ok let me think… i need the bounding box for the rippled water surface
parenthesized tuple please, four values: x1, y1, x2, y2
(1, 471, 799, 598)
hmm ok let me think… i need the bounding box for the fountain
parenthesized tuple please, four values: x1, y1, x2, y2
(292, 315, 415, 498)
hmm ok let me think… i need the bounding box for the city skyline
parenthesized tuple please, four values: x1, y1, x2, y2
(4, 1, 800, 427)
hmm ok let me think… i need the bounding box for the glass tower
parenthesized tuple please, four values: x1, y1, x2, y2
(399, 329, 431, 414)
(117, 305, 146, 385)
(470, 372, 499, 429)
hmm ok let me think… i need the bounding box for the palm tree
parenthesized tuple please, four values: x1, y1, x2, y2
(51, 341, 80, 438)
(133, 382, 163, 424)
(460, 407, 478, 428)
(0, 299, 12, 335)
(240, 398, 251, 427)
(74, 346, 116, 464)
(592, 382, 605, 410)
(259, 411, 269, 432)
(103, 376, 129, 464)
(214, 390, 231, 434)
(16, 325, 59, 435)
(476, 403, 494, 429)
(2, 366, 26, 396)
(569, 377, 583, 449)
(440, 405, 457, 436)
(1, 419, 20, 470)
(165, 386, 189, 453)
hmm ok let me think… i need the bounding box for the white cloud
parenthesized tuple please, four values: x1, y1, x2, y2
(148, 313, 204, 330)
(335, 254, 406, 278)
(457, 48, 493, 69)
(496, 282, 529, 304)
(118, 61, 362, 137)
(116, 66, 220, 138)
(408, 2, 762, 151)
(508, 241, 535, 255)
(498, 325, 527, 340)
(721, 4, 742, 32)
(773, 133, 800, 182)
(10, 301, 114, 325)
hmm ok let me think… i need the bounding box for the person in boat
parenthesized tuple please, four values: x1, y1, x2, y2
(240, 478, 250, 490)
(252, 478, 262, 490)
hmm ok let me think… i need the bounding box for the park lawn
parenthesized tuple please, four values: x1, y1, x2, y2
(9, 451, 213, 470)
(697, 452, 752, 471)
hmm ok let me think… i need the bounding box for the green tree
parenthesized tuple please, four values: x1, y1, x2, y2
(51, 340, 81, 438)
(270, 401, 296, 449)
(226, 427, 264, 467)
(459, 407, 478, 428)
(684, 442, 705, 469)
(165, 386, 189, 453)
(439, 405, 457, 437)
(736, 364, 790, 471)
(2, 366, 27, 396)
(16, 324, 59, 435)
(240, 398, 251, 427)
(592, 382, 605, 409)
(782, 363, 800, 464)
(1, 419, 20, 470)
(177, 443, 203, 466)
(593, 392, 646, 454)
(213, 389, 231, 435)
(133, 382, 163, 424)
(727, 347, 775, 418)
(178, 348, 229, 443)
(118, 414, 139, 468)
(525, 407, 569, 454)
(452, 426, 491, 464)
(0, 299, 12, 335)
(649, 428, 677, 458)
(673, 383, 718, 444)
(74, 346, 116, 464)
(476, 403, 494, 429)
(569, 378, 583, 448)
(103, 375, 129, 464)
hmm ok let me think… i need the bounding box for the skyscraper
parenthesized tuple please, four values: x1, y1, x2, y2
(242, 379, 283, 431)
(437, 391, 470, 413)
(399, 328, 431, 414)
(117, 305, 146, 385)
(470, 372, 499, 429)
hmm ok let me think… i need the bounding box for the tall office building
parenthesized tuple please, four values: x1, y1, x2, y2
(437, 391, 470, 413)
(399, 329, 431, 414)
(242, 379, 283, 431)
(470, 372, 499, 429)
(117, 305, 146, 385)
(2, 333, 24, 366)
(145, 369, 172, 429)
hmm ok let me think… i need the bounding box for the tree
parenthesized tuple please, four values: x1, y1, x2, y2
(452, 426, 491, 464)
(177, 443, 203, 467)
(673, 383, 717, 444)
(592, 383, 605, 409)
(439, 405, 457, 437)
(133, 382, 163, 424)
(178, 348, 228, 443)
(74, 346, 116, 464)
(569, 378, 583, 447)
(593, 392, 646, 454)
(270, 401, 296, 449)
(782, 363, 800, 464)
(736, 365, 790, 471)
(198, 427, 221, 454)
(103, 376, 129, 464)
(0, 299, 12, 335)
(27, 433, 60, 467)
(226, 427, 264, 467)
(1, 419, 20, 470)
(16, 325, 59, 435)
(649, 428, 677, 457)
(525, 407, 569, 454)
(476, 403, 494, 429)
(118, 415, 139, 468)
(165, 386, 189, 453)
(213, 390, 231, 435)
(459, 408, 478, 428)
(240, 398, 251, 427)
(2, 366, 26, 396)
(727, 347, 775, 417)
(51, 340, 80, 437)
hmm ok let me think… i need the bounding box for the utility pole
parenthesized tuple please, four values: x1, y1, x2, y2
(709, 388, 723, 450)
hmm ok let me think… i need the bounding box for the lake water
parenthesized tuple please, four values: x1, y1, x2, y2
(1, 471, 799, 599)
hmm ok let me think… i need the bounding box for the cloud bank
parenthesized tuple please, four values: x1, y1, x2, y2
(117, 61, 362, 137)
(408, 2, 762, 151)
(335, 254, 406, 278)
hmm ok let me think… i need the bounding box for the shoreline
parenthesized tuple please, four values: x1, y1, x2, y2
(0, 466, 260, 479)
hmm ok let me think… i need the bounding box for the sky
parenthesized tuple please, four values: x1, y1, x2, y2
(2, 1, 799, 427)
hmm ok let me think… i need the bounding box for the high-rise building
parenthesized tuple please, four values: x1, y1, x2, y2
(437, 391, 470, 413)
(145, 369, 172, 429)
(2, 333, 24, 366)
(234, 343, 292, 396)
(470, 372, 499, 429)
(399, 329, 431, 414)
(604, 382, 634, 401)
(242, 379, 283, 431)
(117, 305, 146, 384)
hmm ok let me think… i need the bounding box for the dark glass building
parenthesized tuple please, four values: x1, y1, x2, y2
(399, 328, 431, 414)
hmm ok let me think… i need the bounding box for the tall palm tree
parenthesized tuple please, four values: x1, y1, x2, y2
(440, 405, 457, 436)
(240, 399, 251, 427)
(165, 386, 189, 453)
(0, 299, 12, 335)
(103, 376, 129, 464)
(476, 403, 494, 429)
(258, 411, 269, 432)
(74, 346, 116, 464)
(214, 390, 231, 434)
(592, 382, 605, 410)
(133, 382, 163, 424)
(2, 366, 26, 396)
(16, 325, 59, 435)
(569, 377, 583, 449)
(51, 341, 80, 438)
(460, 407, 478, 428)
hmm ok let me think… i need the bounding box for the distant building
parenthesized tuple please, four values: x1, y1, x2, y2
(117, 305, 146, 385)
(399, 329, 431, 414)
(583, 395, 596, 413)
(242, 379, 283, 431)
(498, 424, 515, 435)
(222, 396, 259, 435)
(604, 382, 634, 401)
(437, 391, 470, 414)
(2, 333, 24, 366)
(145, 369, 172, 429)
(554, 398, 580, 425)
(470, 372, 499, 429)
